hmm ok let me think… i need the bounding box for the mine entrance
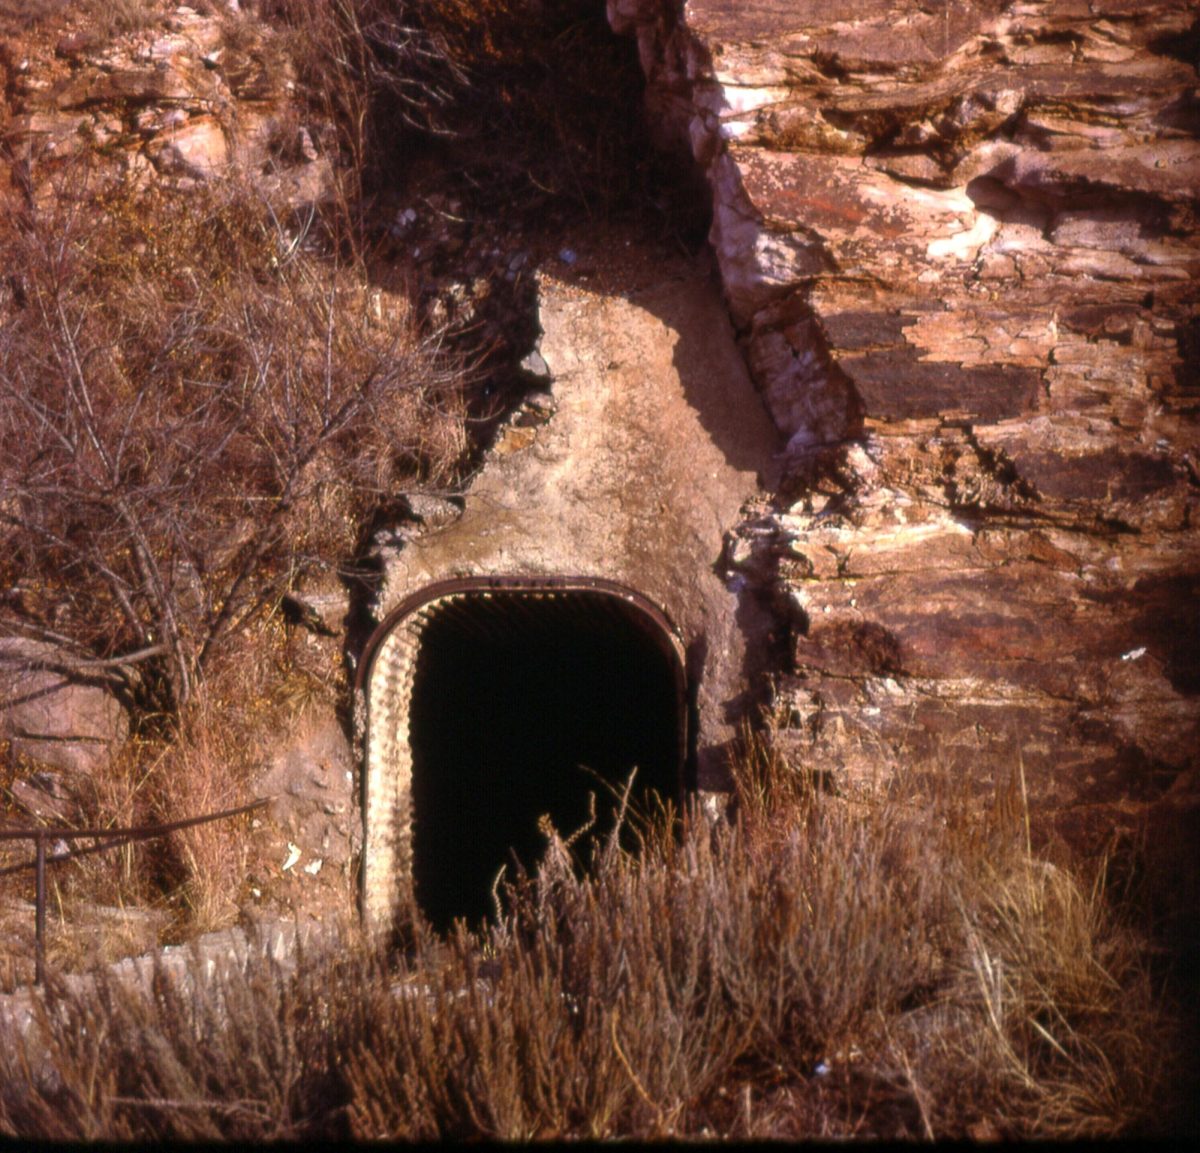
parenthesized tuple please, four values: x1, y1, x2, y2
(396, 581, 686, 931)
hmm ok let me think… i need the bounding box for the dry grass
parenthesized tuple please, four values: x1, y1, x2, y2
(149, 706, 253, 936)
(0, 0, 73, 30)
(0, 613, 347, 978)
(0, 3, 1189, 1138)
(1, 165, 465, 941)
(0, 0, 475, 950)
(81, 0, 166, 36)
(0, 0, 167, 35)
(145, 617, 347, 936)
(0, 736, 1186, 1141)
(0, 732, 163, 988)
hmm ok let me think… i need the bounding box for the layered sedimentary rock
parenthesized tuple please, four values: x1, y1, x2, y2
(612, 0, 1200, 842)
(1, 5, 330, 207)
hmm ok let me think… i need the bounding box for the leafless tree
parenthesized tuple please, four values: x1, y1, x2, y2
(0, 175, 465, 714)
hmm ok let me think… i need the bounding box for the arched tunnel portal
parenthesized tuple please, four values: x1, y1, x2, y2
(357, 577, 689, 933)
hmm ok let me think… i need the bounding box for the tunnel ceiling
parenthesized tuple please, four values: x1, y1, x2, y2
(407, 585, 671, 651)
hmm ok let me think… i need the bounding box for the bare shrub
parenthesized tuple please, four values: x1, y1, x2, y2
(0, 0, 166, 35)
(0, 157, 466, 936)
(144, 619, 344, 937)
(79, 0, 165, 37)
(0, 928, 360, 1140)
(0, 0, 73, 30)
(0, 171, 466, 716)
(334, 748, 1180, 1139)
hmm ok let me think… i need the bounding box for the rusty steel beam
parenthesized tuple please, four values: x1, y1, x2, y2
(356, 574, 688, 696)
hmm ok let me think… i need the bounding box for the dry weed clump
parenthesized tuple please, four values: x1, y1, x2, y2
(1, 160, 467, 939)
(0, 0, 168, 36)
(0, 614, 344, 975)
(0, 733, 164, 987)
(0, 738, 1183, 1141)
(0, 927, 360, 1141)
(144, 613, 346, 937)
(148, 704, 254, 936)
(0, 0, 72, 30)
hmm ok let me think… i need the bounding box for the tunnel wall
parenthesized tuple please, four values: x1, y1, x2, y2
(356, 576, 688, 932)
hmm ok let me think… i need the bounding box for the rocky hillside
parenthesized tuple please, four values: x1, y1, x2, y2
(0, 3, 374, 946)
(612, 0, 1200, 846)
(3, 0, 1197, 870)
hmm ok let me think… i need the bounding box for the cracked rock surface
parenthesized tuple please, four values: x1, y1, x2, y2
(612, 0, 1200, 845)
(1, 2, 330, 207)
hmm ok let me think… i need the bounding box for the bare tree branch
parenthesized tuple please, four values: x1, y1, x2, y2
(1, 173, 466, 718)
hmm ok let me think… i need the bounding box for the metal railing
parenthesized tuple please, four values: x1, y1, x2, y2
(0, 798, 269, 985)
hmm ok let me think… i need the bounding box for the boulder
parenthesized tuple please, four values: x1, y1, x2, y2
(0, 639, 128, 776)
(147, 113, 228, 178)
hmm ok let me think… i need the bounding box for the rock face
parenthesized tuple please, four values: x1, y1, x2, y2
(1, 4, 330, 207)
(250, 711, 361, 913)
(612, 0, 1200, 841)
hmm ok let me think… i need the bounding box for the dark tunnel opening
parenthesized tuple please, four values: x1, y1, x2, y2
(407, 589, 686, 931)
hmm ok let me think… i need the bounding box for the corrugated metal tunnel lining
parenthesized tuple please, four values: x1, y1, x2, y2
(358, 578, 688, 933)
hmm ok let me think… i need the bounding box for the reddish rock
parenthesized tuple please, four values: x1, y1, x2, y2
(613, 0, 1200, 840)
(2, 5, 312, 202)
(0, 640, 128, 777)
